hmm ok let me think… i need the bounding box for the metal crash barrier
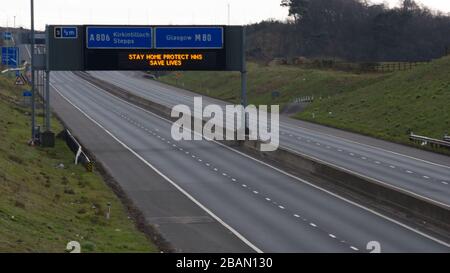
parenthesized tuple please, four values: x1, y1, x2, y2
(410, 133, 450, 150)
(59, 129, 94, 172)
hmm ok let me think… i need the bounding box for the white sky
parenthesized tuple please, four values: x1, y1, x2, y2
(1, 0, 449, 31)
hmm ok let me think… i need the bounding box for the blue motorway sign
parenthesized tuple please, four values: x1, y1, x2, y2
(1, 47, 19, 66)
(3, 32, 12, 40)
(54, 27, 78, 39)
(87, 27, 152, 49)
(23, 91, 32, 97)
(155, 27, 223, 49)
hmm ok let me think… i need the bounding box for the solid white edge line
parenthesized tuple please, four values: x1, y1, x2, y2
(68, 73, 450, 248)
(51, 83, 264, 254)
(281, 146, 450, 209)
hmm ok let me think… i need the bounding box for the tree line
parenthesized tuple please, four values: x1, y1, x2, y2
(246, 0, 450, 62)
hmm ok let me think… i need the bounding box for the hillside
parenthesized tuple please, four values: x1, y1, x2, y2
(159, 62, 385, 107)
(159, 57, 450, 150)
(0, 76, 157, 252)
(297, 56, 450, 145)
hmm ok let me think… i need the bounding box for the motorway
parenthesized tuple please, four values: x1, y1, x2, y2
(49, 71, 449, 252)
(87, 71, 450, 207)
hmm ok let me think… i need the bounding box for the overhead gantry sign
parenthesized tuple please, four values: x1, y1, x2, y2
(48, 25, 245, 72)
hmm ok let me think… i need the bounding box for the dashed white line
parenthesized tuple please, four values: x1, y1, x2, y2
(442, 182, 448, 185)
(406, 170, 413, 174)
(309, 223, 317, 227)
(294, 214, 300, 218)
(350, 246, 359, 251)
(329, 234, 337, 239)
(390, 165, 396, 169)
(253, 191, 259, 194)
(423, 176, 430, 179)
(278, 205, 285, 210)
(265, 198, 271, 201)
(242, 184, 247, 188)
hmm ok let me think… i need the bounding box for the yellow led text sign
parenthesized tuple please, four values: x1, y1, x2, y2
(128, 53, 204, 67)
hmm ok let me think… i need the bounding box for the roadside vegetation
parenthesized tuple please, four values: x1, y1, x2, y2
(0, 75, 157, 253)
(159, 56, 450, 149)
(297, 56, 450, 145)
(159, 62, 385, 107)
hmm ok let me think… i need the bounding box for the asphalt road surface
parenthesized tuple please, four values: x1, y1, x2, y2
(87, 71, 450, 207)
(49, 71, 449, 252)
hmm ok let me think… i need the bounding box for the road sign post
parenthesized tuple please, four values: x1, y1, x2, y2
(30, 0, 37, 145)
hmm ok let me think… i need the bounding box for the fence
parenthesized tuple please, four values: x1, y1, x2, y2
(296, 60, 431, 73)
(292, 96, 314, 104)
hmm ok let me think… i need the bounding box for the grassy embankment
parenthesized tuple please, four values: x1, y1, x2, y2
(159, 58, 450, 147)
(0, 75, 157, 253)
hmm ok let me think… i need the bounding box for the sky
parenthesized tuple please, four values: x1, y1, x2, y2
(1, 0, 450, 31)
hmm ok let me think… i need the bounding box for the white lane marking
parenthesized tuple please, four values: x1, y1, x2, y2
(406, 170, 413, 174)
(213, 168, 218, 172)
(423, 176, 430, 179)
(375, 161, 381, 164)
(231, 178, 237, 182)
(222, 173, 227, 176)
(338, 149, 343, 152)
(294, 214, 300, 218)
(72, 76, 450, 248)
(253, 191, 259, 195)
(265, 198, 271, 201)
(390, 165, 396, 169)
(206, 163, 210, 166)
(280, 124, 450, 170)
(242, 184, 247, 188)
(278, 205, 285, 210)
(442, 182, 448, 185)
(350, 246, 359, 251)
(51, 84, 263, 253)
(310, 223, 317, 227)
(350, 153, 355, 156)
(361, 157, 367, 160)
(329, 234, 337, 239)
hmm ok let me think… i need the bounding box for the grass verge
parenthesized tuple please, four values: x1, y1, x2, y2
(0, 75, 158, 253)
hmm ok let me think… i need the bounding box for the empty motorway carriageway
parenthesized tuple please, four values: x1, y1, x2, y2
(47, 71, 450, 253)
